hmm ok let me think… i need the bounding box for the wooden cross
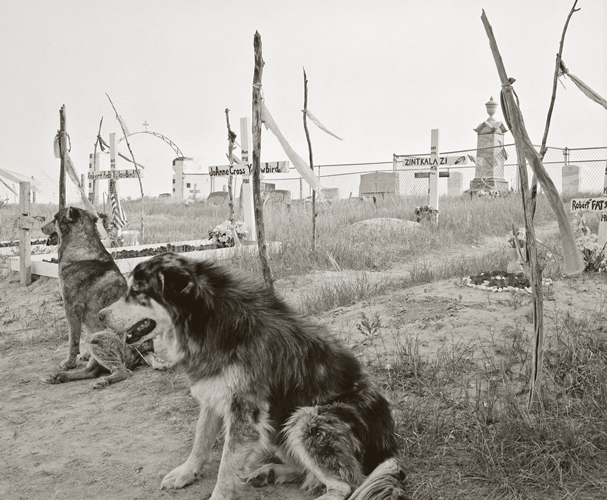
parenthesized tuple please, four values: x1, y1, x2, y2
(88, 133, 144, 181)
(88, 133, 143, 216)
(12, 181, 45, 286)
(143, 121, 149, 132)
(189, 183, 200, 198)
(402, 129, 467, 222)
(207, 117, 289, 242)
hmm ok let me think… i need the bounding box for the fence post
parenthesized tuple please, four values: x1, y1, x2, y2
(392, 154, 398, 196)
(19, 182, 31, 286)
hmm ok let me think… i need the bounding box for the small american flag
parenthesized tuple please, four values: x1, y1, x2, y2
(109, 181, 127, 229)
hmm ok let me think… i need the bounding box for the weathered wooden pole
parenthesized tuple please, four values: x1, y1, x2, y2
(58, 105, 67, 209)
(252, 31, 274, 291)
(481, 9, 583, 409)
(539, 0, 580, 161)
(303, 68, 317, 252)
(225, 108, 236, 223)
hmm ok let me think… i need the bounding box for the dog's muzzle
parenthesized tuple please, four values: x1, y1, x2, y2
(41, 222, 58, 246)
(125, 319, 157, 344)
(45, 233, 58, 246)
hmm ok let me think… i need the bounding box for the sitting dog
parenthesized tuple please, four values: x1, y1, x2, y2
(42, 207, 165, 389)
(100, 253, 408, 499)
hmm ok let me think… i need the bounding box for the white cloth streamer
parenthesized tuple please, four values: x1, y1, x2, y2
(261, 102, 321, 192)
(305, 109, 343, 141)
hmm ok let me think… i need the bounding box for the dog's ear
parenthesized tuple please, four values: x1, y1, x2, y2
(65, 207, 80, 223)
(158, 268, 195, 299)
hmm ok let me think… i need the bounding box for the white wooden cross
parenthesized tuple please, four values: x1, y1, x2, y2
(207, 117, 289, 242)
(189, 183, 201, 199)
(402, 129, 467, 221)
(88, 133, 144, 203)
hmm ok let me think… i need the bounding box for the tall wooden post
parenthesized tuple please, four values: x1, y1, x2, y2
(252, 31, 274, 292)
(303, 68, 317, 251)
(481, 10, 584, 409)
(58, 105, 67, 209)
(225, 108, 236, 223)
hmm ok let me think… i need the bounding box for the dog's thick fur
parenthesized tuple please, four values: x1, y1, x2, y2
(42, 207, 163, 389)
(99, 253, 408, 499)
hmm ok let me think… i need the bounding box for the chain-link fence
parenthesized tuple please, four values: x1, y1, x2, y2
(47, 145, 605, 204)
(257, 145, 606, 200)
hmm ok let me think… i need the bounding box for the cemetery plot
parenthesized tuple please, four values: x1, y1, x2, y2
(9, 239, 282, 278)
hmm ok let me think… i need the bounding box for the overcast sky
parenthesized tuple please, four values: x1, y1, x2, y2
(0, 0, 605, 202)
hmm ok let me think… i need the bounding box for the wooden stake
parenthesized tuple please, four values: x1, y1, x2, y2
(225, 108, 236, 223)
(252, 31, 274, 291)
(481, 9, 583, 409)
(482, 11, 545, 409)
(303, 68, 317, 252)
(58, 105, 67, 210)
(539, 0, 580, 160)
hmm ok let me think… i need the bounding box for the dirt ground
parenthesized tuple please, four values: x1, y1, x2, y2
(2, 221, 606, 500)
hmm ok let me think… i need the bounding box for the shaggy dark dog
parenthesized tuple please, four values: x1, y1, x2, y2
(42, 207, 163, 389)
(99, 253, 408, 499)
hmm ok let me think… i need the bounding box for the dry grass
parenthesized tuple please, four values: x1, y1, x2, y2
(364, 306, 607, 500)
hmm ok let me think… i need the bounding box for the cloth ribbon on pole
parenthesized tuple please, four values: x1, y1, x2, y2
(304, 109, 343, 141)
(0, 167, 27, 186)
(0, 168, 42, 193)
(261, 102, 321, 192)
(0, 176, 17, 195)
(560, 60, 607, 111)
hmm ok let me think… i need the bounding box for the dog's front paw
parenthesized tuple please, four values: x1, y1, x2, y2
(249, 464, 275, 487)
(59, 358, 77, 370)
(91, 378, 110, 390)
(42, 372, 68, 384)
(160, 463, 198, 489)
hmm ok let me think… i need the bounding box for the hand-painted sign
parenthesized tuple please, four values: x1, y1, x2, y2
(570, 198, 607, 212)
(401, 155, 467, 167)
(208, 161, 289, 177)
(88, 169, 143, 180)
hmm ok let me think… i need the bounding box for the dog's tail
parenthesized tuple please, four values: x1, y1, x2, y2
(348, 457, 409, 500)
